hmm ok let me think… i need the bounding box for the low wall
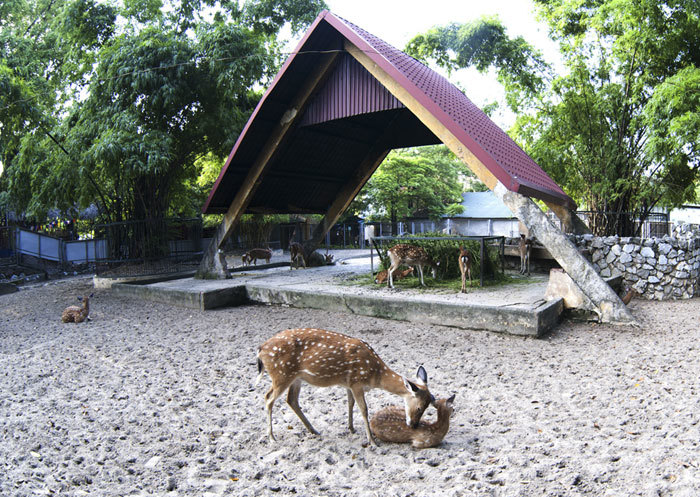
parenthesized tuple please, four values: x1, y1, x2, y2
(569, 224, 700, 300)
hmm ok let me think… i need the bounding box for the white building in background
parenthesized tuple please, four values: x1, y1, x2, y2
(669, 204, 700, 227)
(442, 191, 519, 237)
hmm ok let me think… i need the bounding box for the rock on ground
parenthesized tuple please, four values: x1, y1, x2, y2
(1, 277, 699, 496)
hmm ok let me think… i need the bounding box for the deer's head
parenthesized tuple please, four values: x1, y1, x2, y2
(402, 365, 433, 428)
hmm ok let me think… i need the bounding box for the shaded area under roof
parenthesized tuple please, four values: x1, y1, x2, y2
(203, 10, 575, 215)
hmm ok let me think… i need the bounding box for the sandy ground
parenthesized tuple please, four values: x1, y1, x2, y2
(1, 276, 699, 497)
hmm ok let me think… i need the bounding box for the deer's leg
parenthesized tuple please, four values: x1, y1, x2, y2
(417, 265, 426, 286)
(264, 383, 288, 441)
(387, 261, 399, 288)
(286, 379, 320, 435)
(527, 252, 531, 275)
(347, 388, 355, 433)
(350, 386, 376, 446)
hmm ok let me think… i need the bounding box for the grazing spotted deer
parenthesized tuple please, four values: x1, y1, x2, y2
(61, 293, 93, 323)
(458, 246, 472, 293)
(243, 248, 272, 266)
(518, 234, 532, 275)
(375, 267, 414, 285)
(386, 244, 439, 288)
(370, 394, 455, 448)
(256, 328, 433, 446)
(289, 242, 306, 269)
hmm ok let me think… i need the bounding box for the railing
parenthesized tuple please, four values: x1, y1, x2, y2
(575, 211, 670, 237)
(10, 227, 105, 269)
(94, 218, 206, 277)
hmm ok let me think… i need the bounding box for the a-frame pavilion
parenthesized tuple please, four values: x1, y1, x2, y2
(199, 10, 634, 324)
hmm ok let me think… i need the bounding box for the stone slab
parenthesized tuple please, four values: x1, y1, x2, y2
(108, 253, 562, 337)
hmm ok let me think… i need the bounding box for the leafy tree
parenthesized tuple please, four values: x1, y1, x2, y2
(407, 0, 700, 236)
(350, 145, 467, 233)
(1, 0, 326, 223)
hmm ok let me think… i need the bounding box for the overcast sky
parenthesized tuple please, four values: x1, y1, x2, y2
(301, 0, 560, 128)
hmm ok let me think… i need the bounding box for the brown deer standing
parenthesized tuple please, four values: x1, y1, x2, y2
(256, 328, 433, 446)
(458, 246, 472, 293)
(370, 394, 455, 448)
(61, 294, 93, 323)
(518, 234, 532, 275)
(386, 244, 439, 288)
(375, 267, 414, 285)
(289, 242, 306, 269)
(243, 248, 272, 266)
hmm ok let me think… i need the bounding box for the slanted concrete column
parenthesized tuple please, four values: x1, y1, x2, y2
(494, 183, 637, 325)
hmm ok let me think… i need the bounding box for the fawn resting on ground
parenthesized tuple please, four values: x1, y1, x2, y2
(518, 234, 532, 275)
(256, 328, 433, 446)
(242, 248, 272, 266)
(458, 246, 472, 293)
(375, 267, 414, 285)
(61, 294, 93, 323)
(289, 242, 306, 269)
(370, 394, 455, 448)
(386, 244, 439, 288)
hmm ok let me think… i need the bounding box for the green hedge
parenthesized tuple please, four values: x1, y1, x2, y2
(375, 233, 503, 281)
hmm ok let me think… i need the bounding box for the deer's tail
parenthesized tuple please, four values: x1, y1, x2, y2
(255, 354, 266, 386)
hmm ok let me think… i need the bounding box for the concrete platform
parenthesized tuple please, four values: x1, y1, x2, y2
(108, 252, 562, 337)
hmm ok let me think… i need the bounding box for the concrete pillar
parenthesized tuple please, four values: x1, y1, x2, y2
(494, 183, 637, 325)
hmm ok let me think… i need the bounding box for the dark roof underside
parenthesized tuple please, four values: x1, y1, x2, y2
(203, 11, 575, 215)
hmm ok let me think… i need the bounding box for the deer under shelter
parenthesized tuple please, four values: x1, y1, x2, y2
(199, 10, 635, 325)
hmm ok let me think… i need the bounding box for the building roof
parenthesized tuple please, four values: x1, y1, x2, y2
(450, 191, 517, 219)
(203, 10, 576, 215)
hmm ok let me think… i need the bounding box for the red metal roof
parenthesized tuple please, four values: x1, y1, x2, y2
(203, 10, 575, 215)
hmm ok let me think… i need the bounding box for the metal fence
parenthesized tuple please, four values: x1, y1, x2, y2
(94, 218, 207, 277)
(575, 211, 670, 237)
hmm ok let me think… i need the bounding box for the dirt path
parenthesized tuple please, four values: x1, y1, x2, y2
(1, 277, 699, 496)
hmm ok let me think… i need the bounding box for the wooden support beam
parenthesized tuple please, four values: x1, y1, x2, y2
(546, 202, 592, 235)
(347, 39, 635, 325)
(196, 52, 339, 278)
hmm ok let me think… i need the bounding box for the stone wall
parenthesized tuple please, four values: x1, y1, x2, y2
(569, 224, 700, 300)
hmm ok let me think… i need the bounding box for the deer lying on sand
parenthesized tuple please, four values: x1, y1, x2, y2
(458, 246, 472, 293)
(256, 328, 433, 446)
(61, 294, 93, 323)
(375, 267, 414, 285)
(289, 242, 306, 269)
(242, 248, 272, 266)
(370, 394, 455, 448)
(518, 234, 532, 275)
(386, 244, 439, 288)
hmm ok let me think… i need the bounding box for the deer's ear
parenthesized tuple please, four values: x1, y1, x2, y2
(416, 365, 428, 385)
(447, 394, 456, 405)
(403, 378, 421, 394)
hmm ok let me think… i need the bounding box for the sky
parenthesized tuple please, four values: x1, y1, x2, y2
(300, 0, 561, 128)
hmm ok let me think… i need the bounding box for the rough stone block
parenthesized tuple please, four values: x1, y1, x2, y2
(544, 268, 594, 310)
(658, 243, 672, 255)
(641, 246, 655, 258)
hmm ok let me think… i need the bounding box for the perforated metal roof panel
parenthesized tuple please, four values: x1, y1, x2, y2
(203, 10, 575, 215)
